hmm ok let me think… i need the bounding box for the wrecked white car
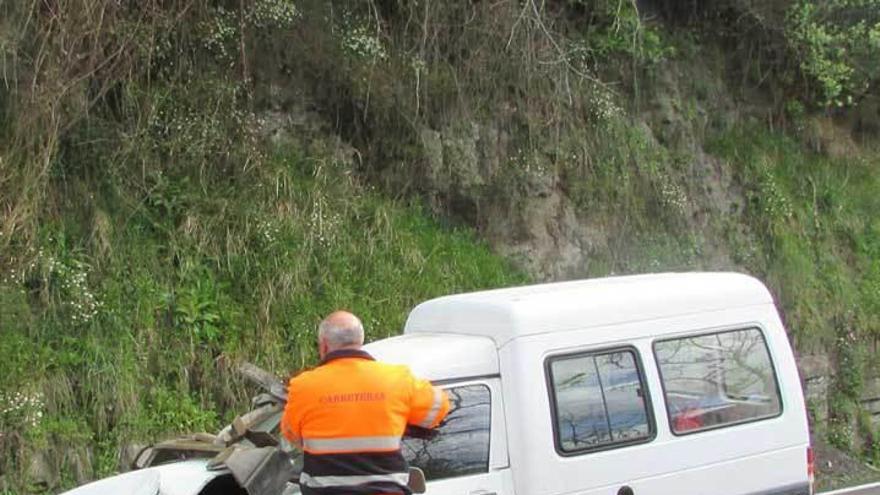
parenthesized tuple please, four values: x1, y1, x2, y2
(59, 363, 301, 495)
(59, 362, 426, 495)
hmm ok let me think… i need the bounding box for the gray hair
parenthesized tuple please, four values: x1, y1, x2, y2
(318, 316, 365, 351)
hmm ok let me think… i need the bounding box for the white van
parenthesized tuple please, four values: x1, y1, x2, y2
(62, 272, 812, 495)
(367, 272, 813, 495)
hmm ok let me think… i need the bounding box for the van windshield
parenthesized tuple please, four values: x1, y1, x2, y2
(402, 384, 491, 480)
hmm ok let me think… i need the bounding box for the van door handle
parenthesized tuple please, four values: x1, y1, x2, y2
(470, 490, 497, 495)
(618, 486, 634, 495)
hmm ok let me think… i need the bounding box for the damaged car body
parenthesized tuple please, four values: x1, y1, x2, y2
(60, 362, 428, 495)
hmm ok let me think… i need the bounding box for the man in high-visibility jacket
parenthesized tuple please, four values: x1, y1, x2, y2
(282, 310, 450, 495)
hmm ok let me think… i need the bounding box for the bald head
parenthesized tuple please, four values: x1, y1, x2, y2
(318, 311, 365, 358)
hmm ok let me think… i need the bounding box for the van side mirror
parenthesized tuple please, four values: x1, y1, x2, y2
(408, 467, 427, 494)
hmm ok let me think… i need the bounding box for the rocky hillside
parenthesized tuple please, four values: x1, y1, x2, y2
(1, 0, 880, 492)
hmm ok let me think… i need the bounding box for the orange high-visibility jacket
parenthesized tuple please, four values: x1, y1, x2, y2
(282, 349, 450, 495)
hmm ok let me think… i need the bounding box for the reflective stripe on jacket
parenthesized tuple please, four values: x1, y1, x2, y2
(282, 349, 450, 495)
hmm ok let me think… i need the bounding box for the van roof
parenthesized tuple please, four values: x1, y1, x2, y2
(403, 272, 774, 347)
(365, 334, 498, 381)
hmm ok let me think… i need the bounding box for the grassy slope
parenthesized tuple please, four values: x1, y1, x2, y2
(0, 146, 524, 492)
(2, 2, 880, 492)
(709, 127, 880, 350)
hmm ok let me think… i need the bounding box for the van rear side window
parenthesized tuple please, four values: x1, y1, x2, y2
(654, 328, 782, 435)
(547, 349, 654, 454)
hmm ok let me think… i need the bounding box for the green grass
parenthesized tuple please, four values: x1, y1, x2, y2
(708, 127, 880, 347)
(0, 145, 525, 493)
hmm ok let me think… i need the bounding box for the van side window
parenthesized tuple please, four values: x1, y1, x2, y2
(654, 327, 782, 435)
(402, 384, 490, 480)
(548, 349, 653, 454)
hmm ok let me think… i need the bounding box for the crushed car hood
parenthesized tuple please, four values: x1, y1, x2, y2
(59, 362, 298, 495)
(61, 460, 222, 495)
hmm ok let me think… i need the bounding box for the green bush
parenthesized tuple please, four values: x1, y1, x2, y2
(786, 0, 880, 108)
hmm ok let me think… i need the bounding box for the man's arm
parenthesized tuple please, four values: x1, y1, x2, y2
(407, 375, 451, 429)
(281, 377, 305, 448)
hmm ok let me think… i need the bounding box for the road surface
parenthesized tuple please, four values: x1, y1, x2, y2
(821, 482, 880, 495)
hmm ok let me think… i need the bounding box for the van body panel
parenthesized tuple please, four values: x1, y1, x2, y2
(373, 273, 809, 495)
(365, 333, 498, 381)
(747, 484, 812, 495)
(569, 444, 810, 495)
(500, 303, 809, 495)
(416, 377, 511, 495)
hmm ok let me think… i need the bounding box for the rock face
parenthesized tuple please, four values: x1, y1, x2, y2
(799, 353, 880, 434)
(410, 119, 745, 280)
(416, 122, 596, 280)
(26, 451, 57, 490)
(799, 354, 832, 425)
(862, 376, 880, 427)
(68, 447, 93, 486)
(396, 54, 745, 281)
(119, 443, 148, 472)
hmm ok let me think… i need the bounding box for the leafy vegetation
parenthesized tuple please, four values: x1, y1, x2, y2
(786, 0, 880, 108)
(651, 0, 880, 110)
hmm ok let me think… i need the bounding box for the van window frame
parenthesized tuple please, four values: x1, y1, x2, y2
(402, 381, 493, 480)
(544, 345, 657, 457)
(652, 325, 785, 437)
